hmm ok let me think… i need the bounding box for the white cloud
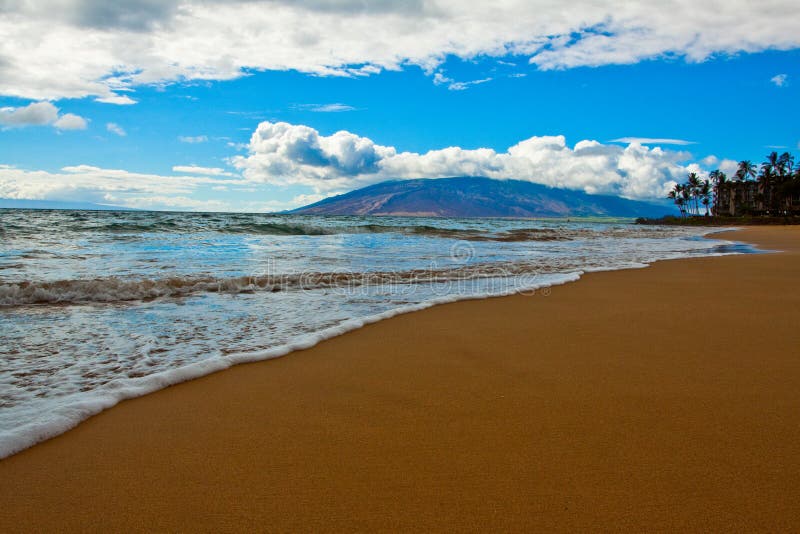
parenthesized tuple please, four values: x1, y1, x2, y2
(298, 103, 357, 112)
(448, 77, 493, 91)
(701, 155, 718, 167)
(1, 1, 799, 102)
(718, 159, 739, 177)
(610, 137, 696, 146)
(232, 121, 703, 200)
(433, 73, 451, 86)
(106, 122, 126, 136)
(0, 101, 59, 126)
(771, 73, 788, 87)
(109, 194, 302, 213)
(172, 165, 235, 177)
(292, 193, 328, 206)
(0, 163, 256, 211)
(0, 101, 88, 130)
(232, 121, 396, 192)
(433, 72, 493, 91)
(108, 195, 230, 211)
(178, 135, 208, 143)
(0, 165, 206, 199)
(53, 113, 88, 130)
(95, 95, 137, 105)
(227, 141, 248, 151)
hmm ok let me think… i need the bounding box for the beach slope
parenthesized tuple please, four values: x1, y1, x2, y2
(1, 227, 799, 531)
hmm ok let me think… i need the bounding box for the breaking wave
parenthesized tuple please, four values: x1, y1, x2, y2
(1, 209, 745, 460)
(2, 217, 681, 242)
(0, 262, 559, 307)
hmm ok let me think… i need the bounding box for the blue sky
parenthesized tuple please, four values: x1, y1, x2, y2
(1, 1, 799, 211)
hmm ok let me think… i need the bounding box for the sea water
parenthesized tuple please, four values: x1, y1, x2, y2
(0, 209, 744, 457)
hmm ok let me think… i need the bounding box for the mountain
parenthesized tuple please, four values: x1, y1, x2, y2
(291, 177, 673, 218)
(0, 199, 135, 211)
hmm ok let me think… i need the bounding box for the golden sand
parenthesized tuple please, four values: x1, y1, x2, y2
(1, 227, 799, 531)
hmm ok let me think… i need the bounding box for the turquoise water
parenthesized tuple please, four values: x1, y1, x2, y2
(0, 210, 740, 457)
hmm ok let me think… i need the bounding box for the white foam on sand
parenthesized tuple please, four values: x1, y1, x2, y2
(0, 229, 755, 460)
(0, 271, 583, 459)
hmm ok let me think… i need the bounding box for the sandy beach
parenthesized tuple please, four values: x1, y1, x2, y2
(1, 226, 799, 531)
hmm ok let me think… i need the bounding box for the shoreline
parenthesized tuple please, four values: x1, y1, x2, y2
(0, 268, 583, 460)
(2, 226, 799, 530)
(0, 228, 728, 460)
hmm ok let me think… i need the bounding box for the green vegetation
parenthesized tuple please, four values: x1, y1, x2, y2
(640, 151, 800, 225)
(667, 172, 712, 217)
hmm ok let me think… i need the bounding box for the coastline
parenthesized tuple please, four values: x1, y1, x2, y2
(2, 226, 799, 530)
(0, 224, 717, 461)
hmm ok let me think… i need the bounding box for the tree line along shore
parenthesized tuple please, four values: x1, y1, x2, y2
(638, 151, 800, 225)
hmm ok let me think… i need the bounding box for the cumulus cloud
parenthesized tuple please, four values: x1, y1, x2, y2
(106, 122, 126, 136)
(0, 160, 309, 211)
(0, 165, 203, 200)
(701, 155, 719, 167)
(1, 1, 799, 102)
(53, 113, 88, 130)
(0, 123, 721, 210)
(232, 121, 702, 199)
(0, 101, 58, 126)
(0, 164, 258, 211)
(0, 101, 88, 130)
(232, 121, 396, 191)
(718, 159, 739, 177)
(771, 73, 789, 87)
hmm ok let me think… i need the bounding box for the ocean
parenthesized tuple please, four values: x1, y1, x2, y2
(0, 209, 746, 457)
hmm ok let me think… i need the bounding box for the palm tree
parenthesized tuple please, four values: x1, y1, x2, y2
(735, 160, 757, 182)
(708, 170, 726, 216)
(708, 169, 726, 185)
(667, 189, 677, 213)
(758, 164, 776, 213)
(700, 179, 712, 216)
(762, 151, 779, 176)
(775, 153, 797, 212)
(760, 152, 795, 213)
(778, 152, 795, 180)
(681, 184, 692, 216)
(663, 152, 797, 219)
(668, 183, 686, 217)
(687, 172, 702, 215)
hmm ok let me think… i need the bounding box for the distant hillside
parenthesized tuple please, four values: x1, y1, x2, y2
(291, 177, 673, 218)
(0, 199, 135, 211)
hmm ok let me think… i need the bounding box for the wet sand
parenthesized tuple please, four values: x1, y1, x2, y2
(1, 226, 799, 531)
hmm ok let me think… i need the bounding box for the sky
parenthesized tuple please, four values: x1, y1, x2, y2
(0, 0, 799, 212)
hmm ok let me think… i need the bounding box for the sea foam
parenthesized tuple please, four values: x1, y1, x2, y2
(0, 271, 580, 458)
(0, 209, 751, 459)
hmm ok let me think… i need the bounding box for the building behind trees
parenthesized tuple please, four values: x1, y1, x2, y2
(669, 151, 800, 218)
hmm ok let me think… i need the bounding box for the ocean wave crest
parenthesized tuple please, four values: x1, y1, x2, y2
(0, 263, 557, 307)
